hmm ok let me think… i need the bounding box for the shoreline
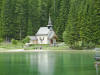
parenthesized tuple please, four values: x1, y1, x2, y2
(0, 49, 97, 53)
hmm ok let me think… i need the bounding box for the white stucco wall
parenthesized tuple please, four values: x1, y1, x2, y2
(37, 35, 49, 44)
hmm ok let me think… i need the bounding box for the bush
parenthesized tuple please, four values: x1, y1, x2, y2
(87, 42, 95, 49)
(97, 40, 100, 44)
(70, 45, 83, 50)
(0, 38, 3, 43)
(22, 37, 30, 44)
(11, 39, 18, 45)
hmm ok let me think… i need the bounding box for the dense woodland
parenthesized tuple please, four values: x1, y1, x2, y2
(0, 0, 100, 49)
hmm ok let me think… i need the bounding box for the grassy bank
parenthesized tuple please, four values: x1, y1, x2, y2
(0, 42, 97, 51)
(0, 42, 23, 50)
(24, 44, 69, 50)
(0, 42, 70, 51)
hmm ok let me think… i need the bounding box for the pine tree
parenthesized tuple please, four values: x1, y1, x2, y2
(15, 0, 28, 40)
(55, 0, 70, 41)
(40, 0, 49, 26)
(93, 0, 100, 44)
(27, 0, 41, 36)
(3, 0, 16, 41)
(63, 0, 80, 48)
(0, 0, 3, 39)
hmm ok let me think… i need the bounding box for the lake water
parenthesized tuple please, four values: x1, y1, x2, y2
(0, 51, 99, 75)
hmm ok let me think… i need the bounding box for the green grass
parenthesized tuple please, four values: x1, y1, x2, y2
(0, 42, 99, 51)
(0, 42, 68, 51)
(0, 41, 68, 51)
(43, 46, 69, 50)
(0, 42, 23, 50)
(24, 45, 69, 50)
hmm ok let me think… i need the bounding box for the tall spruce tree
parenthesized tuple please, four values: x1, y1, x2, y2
(55, 0, 70, 41)
(63, 0, 80, 48)
(40, 0, 49, 26)
(93, 0, 100, 44)
(27, 0, 40, 36)
(15, 0, 28, 40)
(3, 0, 16, 41)
(0, 0, 3, 39)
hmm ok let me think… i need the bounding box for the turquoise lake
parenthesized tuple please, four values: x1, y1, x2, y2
(0, 51, 99, 75)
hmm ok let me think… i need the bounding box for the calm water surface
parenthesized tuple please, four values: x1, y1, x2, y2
(0, 51, 99, 75)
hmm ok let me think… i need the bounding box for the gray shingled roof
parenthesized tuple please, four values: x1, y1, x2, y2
(48, 31, 55, 39)
(36, 27, 50, 35)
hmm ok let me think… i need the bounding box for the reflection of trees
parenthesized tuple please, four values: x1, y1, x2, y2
(53, 53, 97, 75)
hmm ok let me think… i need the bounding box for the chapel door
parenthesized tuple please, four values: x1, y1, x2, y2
(50, 39, 53, 44)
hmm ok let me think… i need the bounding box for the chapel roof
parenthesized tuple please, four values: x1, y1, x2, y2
(36, 27, 50, 35)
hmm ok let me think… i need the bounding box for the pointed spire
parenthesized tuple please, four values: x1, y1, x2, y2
(47, 14, 53, 26)
(48, 14, 52, 25)
(47, 13, 53, 30)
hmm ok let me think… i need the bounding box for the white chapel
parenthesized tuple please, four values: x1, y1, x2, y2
(29, 16, 57, 45)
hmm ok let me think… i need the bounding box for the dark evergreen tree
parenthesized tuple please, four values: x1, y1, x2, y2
(3, 0, 16, 41)
(0, 0, 3, 39)
(93, 0, 100, 44)
(40, 0, 49, 26)
(27, 0, 41, 36)
(55, 0, 70, 41)
(15, 0, 28, 40)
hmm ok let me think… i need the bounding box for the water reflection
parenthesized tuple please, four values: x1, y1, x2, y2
(0, 52, 98, 75)
(37, 52, 55, 75)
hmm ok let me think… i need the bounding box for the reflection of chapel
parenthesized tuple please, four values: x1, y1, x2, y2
(29, 16, 57, 45)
